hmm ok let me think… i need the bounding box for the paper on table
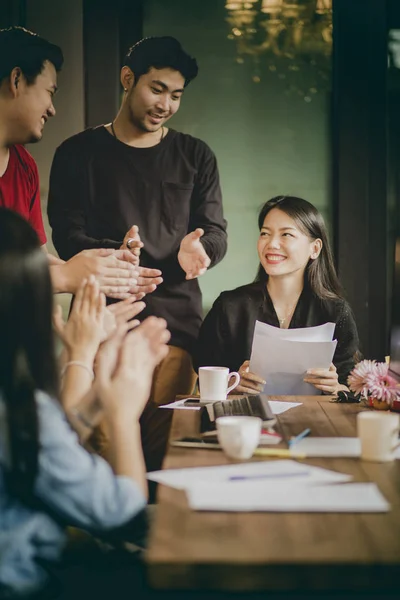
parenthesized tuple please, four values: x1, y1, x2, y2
(187, 481, 389, 513)
(159, 398, 201, 410)
(255, 321, 336, 342)
(291, 437, 361, 458)
(147, 459, 352, 490)
(250, 322, 337, 395)
(160, 399, 302, 414)
(269, 400, 302, 415)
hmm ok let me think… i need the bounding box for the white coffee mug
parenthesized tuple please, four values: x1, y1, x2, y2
(198, 366, 240, 402)
(216, 416, 262, 460)
(357, 411, 400, 462)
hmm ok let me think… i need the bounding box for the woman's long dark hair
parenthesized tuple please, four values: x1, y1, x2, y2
(255, 196, 343, 299)
(0, 209, 58, 500)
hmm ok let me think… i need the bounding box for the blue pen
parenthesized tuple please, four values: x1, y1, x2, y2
(229, 471, 309, 481)
(288, 427, 311, 448)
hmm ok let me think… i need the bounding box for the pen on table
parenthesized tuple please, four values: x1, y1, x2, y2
(253, 448, 306, 459)
(288, 427, 311, 448)
(228, 471, 308, 481)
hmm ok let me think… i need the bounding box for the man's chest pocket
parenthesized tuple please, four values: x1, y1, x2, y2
(161, 182, 194, 234)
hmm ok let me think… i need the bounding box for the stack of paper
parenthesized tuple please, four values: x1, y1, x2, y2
(290, 437, 361, 457)
(186, 481, 389, 513)
(147, 459, 352, 489)
(148, 460, 389, 513)
(250, 321, 337, 395)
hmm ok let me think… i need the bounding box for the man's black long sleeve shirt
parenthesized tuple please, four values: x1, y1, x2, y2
(47, 126, 227, 353)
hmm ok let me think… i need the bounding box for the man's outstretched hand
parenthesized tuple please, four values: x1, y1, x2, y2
(178, 228, 211, 280)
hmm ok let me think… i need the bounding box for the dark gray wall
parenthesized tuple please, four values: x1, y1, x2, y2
(143, 0, 332, 309)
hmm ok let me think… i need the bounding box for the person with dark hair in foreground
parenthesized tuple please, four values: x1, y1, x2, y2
(194, 196, 360, 396)
(0, 26, 160, 299)
(0, 208, 170, 598)
(48, 36, 228, 412)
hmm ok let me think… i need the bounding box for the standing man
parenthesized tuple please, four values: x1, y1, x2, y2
(0, 26, 159, 298)
(48, 36, 227, 407)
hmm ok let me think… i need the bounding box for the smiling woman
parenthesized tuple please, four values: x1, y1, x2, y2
(193, 195, 360, 396)
(257, 207, 322, 293)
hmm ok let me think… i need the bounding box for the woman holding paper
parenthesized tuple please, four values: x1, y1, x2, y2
(194, 196, 359, 395)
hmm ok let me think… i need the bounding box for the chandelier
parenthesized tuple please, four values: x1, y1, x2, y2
(225, 0, 333, 100)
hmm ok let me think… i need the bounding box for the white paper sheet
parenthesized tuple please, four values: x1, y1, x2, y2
(160, 399, 302, 414)
(159, 398, 201, 410)
(250, 321, 337, 395)
(291, 437, 361, 458)
(269, 400, 302, 414)
(147, 459, 352, 490)
(187, 481, 389, 513)
(255, 321, 336, 342)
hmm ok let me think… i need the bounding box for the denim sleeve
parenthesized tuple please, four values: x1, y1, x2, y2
(34, 392, 146, 531)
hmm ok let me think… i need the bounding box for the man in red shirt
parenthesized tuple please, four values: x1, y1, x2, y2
(0, 145, 46, 244)
(0, 26, 160, 297)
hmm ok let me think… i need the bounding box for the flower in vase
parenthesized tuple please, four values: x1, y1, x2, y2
(367, 362, 399, 404)
(347, 359, 377, 397)
(348, 359, 400, 405)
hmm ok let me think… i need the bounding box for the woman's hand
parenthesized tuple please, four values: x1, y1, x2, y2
(96, 317, 170, 422)
(101, 296, 146, 340)
(94, 298, 146, 375)
(234, 360, 266, 395)
(107, 296, 146, 327)
(94, 321, 135, 379)
(94, 317, 169, 498)
(53, 275, 106, 362)
(303, 363, 342, 395)
(56, 277, 107, 411)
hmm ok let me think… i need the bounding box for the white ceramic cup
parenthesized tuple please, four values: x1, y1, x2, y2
(216, 416, 262, 460)
(198, 366, 240, 402)
(357, 411, 400, 462)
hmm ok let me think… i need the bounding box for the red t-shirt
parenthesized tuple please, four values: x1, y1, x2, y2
(0, 145, 46, 245)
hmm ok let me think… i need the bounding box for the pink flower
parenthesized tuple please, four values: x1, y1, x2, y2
(347, 359, 377, 397)
(367, 364, 399, 404)
(348, 359, 400, 404)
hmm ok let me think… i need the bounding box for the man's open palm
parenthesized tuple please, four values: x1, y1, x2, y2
(178, 228, 211, 280)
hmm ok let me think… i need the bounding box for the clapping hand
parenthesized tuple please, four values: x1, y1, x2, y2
(53, 275, 107, 359)
(120, 225, 143, 264)
(129, 266, 163, 295)
(96, 317, 170, 420)
(102, 296, 146, 340)
(178, 228, 211, 280)
(95, 297, 146, 374)
(120, 225, 164, 295)
(60, 248, 139, 299)
(107, 296, 146, 326)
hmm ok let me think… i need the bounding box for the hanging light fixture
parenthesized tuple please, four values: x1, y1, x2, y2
(225, 0, 332, 98)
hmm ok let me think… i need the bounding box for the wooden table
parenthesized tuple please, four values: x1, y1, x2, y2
(146, 397, 400, 593)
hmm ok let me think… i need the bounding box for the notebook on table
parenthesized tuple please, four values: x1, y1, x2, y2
(200, 394, 277, 432)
